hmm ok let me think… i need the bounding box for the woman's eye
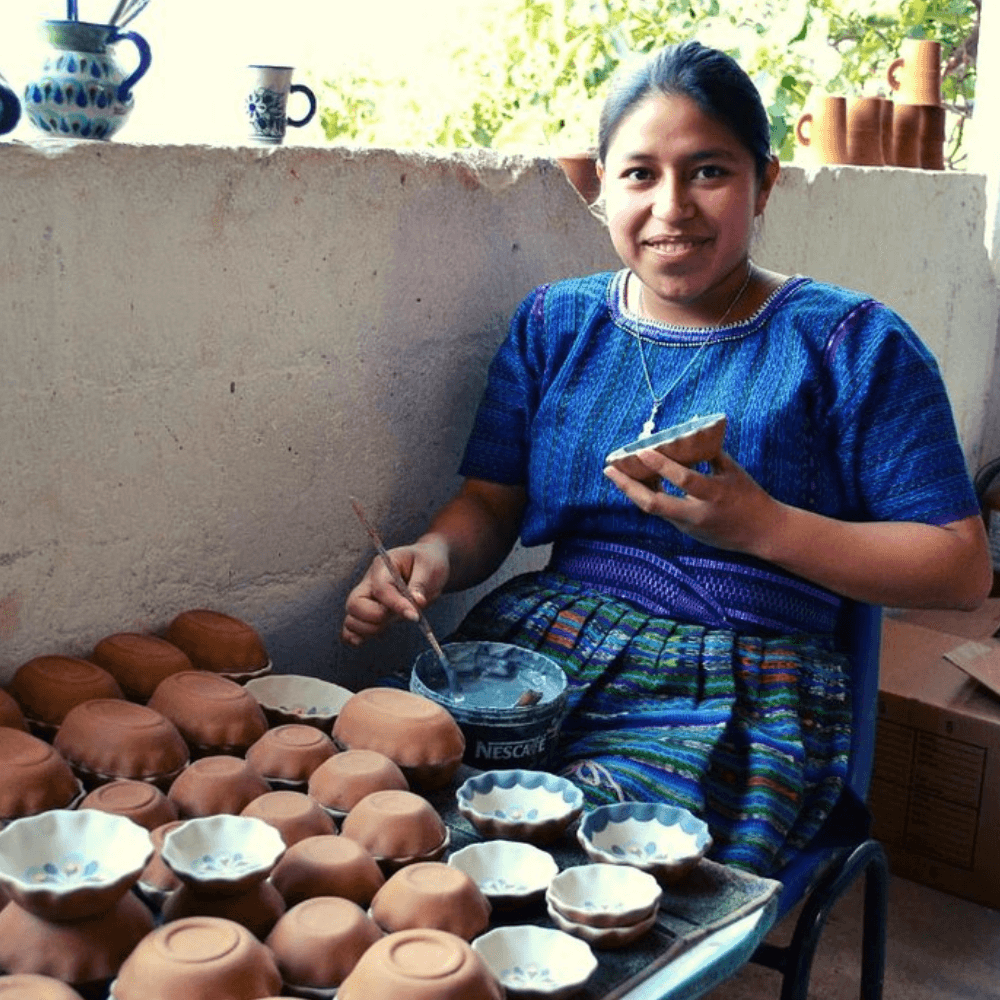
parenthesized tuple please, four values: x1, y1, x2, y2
(693, 164, 726, 180)
(622, 167, 654, 182)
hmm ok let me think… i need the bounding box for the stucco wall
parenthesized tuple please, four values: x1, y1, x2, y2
(1, 141, 997, 689)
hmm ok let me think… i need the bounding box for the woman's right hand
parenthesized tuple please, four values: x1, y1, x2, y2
(341, 537, 451, 647)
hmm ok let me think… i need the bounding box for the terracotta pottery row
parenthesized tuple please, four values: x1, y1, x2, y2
(340, 789, 449, 871)
(0, 728, 82, 825)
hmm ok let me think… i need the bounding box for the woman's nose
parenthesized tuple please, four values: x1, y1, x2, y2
(651, 175, 694, 220)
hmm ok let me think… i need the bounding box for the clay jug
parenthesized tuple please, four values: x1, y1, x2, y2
(23, 19, 151, 140)
(887, 39, 942, 106)
(0, 70, 21, 136)
(846, 97, 885, 166)
(795, 96, 848, 165)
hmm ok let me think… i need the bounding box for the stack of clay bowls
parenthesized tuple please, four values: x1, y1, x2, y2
(167, 755, 270, 819)
(0, 729, 83, 828)
(270, 834, 386, 909)
(307, 749, 408, 820)
(79, 779, 179, 830)
(240, 790, 337, 847)
(246, 724, 337, 791)
(164, 608, 272, 683)
(887, 38, 946, 169)
(340, 789, 449, 873)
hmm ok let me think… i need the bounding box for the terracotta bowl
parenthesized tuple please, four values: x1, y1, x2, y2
(266, 896, 383, 989)
(245, 674, 353, 730)
(605, 413, 728, 487)
(332, 688, 464, 792)
(160, 880, 286, 941)
(0, 808, 153, 922)
(270, 834, 385, 909)
(0, 974, 87, 999)
(53, 699, 190, 790)
(160, 814, 286, 896)
(240, 790, 337, 846)
(340, 790, 448, 870)
(90, 632, 193, 702)
(245, 725, 337, 790)
(0, 687, 28, 732)
(9, 656, 123, 738)
(370, 862, 491, 941)
(80, 778, 179, 830)
(0, 728, 82, 824)
(147, 671, 268, 757)
(337, 928, 503, 1000)
(0, 890, 154, 986)
(112, 916, 282, 1000)
(137, 820, 186, 904)
(164, 609, 271, 680)
(166, 754, 270, 819)
(307, 749, 408, 817)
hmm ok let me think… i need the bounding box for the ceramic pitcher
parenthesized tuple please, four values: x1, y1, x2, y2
(23, 20, 152, 140)
(0, 70, 21, 136)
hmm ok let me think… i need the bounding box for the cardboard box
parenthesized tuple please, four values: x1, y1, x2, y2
(871, 605, 1000, 910)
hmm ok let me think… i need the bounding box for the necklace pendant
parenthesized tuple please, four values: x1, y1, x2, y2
(642, 404, 659, 438)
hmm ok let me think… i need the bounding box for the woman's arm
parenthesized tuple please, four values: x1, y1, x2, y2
(341, 478, 527, 646)
(605, 451, 992, 610)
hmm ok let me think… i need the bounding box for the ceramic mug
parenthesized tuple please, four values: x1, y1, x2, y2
(887, 39, 942, 106)
(880, 100, 895, 166)
(245, 65, 317, 145)
(0, 70, 20, 136)
(795, 96, 848, 165)
(891, 103, 922, 168)
(918, 104, 946, 170)
(845, 96, 886, 166)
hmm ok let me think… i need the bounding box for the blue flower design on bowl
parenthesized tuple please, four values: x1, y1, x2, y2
(25, 852, 103, 886)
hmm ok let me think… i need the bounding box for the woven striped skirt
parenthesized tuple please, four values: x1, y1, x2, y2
(449, 570, 853, 876)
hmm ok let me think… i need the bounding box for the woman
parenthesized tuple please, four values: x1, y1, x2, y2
(342, 41, 990, 875)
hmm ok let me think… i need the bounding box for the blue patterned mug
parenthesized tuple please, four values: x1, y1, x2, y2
(0, 71, 21, 136)
(245, 65, 317, 145)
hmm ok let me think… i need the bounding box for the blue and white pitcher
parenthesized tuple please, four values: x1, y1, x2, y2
(0, 70, 20, 136)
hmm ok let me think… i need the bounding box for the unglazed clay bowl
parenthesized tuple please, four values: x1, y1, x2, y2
(307, 749, 408, 818)
(0, 975, 86, 999)
(337, 928, 504, 1000)
(340, 790, 448, 870)
(90, 632, 194, 702)
(472, 925, 598, 999)
(165, 608, 271, 680)
(456, 769, 584, 845)
(113, 916, 282, 1000)
(332, 688, 464, 792)
(605, 412, 728, 486)
(0, 728, 82, 825)
(147, 671, 268, 757)
(245, 674, 353, 730)
(267, 896, 384, 990)
(167, 754, 271, 818)
(370, 861, 491, 940)
(9, 656, 123, 738)
(447, 840, 558, 910)
(576, 802, 712, 884)
(0, 890, 154, 986)
(136, 820, 185, 906)
(0, 809, 152, 921)
(246, 725, 337, 790)
(240, 790, 337, 846)
(545, 862, 662, 928)
(545, 898, 658, 948)
(0, 687, 28, 732)
(53, 699, 189, 790)
(80, 778, 179, 830)
(270, 834, 385, 909)
(160, 880, 286, 940)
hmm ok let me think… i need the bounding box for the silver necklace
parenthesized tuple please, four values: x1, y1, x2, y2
(636, 260, 754, 438)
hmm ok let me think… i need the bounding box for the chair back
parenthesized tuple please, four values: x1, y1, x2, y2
(839, 601, 883, 800)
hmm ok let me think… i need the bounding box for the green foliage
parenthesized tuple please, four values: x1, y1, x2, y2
(317, 0, 978, 167)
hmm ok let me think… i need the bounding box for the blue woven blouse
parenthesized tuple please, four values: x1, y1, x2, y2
(459, 270, 979, 635)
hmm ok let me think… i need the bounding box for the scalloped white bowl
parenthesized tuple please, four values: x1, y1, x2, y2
(546, 862, 662, 927)
(456, 770, 584, 844)
(472, 925, 597, 1000)
(447, 840, 558, 909)
(0, 808, 153, 921)
(245, 674, 353, 729)
(576, 802, 712, 883)
(546, 898, 659, 949)
(160, 814, 286, 895)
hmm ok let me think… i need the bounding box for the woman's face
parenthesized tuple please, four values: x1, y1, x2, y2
(599, 92, 778, 326)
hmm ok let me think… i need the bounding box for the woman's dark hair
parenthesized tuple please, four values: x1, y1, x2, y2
(597, 41, 773, 179)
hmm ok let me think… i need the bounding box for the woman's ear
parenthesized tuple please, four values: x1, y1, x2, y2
(755, 155, 780, 216)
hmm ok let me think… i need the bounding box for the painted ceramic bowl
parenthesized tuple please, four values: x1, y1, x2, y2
(307, 749, 408, 818)
(266, 896, 384, 990)
(136, 820, 185, 904)
(332, 688, 464, 792)
(166, 754, 270, 818)
(9, 656, 123, 737)
(545, 898, 658, 948)
(545, 862, 662, 928)
(340, 790, 448, 870)
(472, 925, 598, 1000)
(245, 674, 353, 730)
(0, 728, 82, 824)
(0, 808, 153, 921)
(240, 790, 337, 846)
(53, 699, 189, 789)
(113, 916, 282, 1000)
(160, 880, 286, 940)
(246, 725, 337, 790)
(90, 632, 193, 702)
(80, 778, 179, 831)
(456, 770, 584, 844)
(447, 840, 558, 910)
(270, 834, 385, 909)
(164, 609, 271, 681)
(147, 671, 268, 757)
(0, 974, 87, 999)
(576, 802, 712, 883)
(160, 814, 286, 896)
(605, 412, 728, 486)
(0, 890, 154, 986)
(0, 687, 28, 732)
(337, 928, 504, 1000)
